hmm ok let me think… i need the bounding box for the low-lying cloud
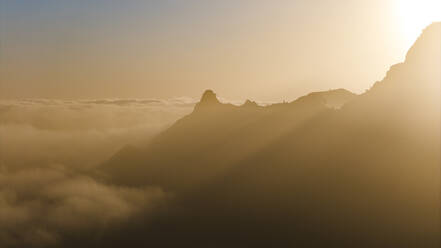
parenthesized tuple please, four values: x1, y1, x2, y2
(0, 98, 188, 247)
(0, 166, 168, 247)
(0, 98, 194, 169)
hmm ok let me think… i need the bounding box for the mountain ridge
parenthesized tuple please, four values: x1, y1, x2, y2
(102, 87, 356, 188)
(99, 22, 440, 248)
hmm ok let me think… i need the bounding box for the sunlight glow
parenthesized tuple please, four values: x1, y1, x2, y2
(395, 0, 441, 49)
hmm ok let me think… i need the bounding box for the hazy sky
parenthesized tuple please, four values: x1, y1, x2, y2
(0, 0, 439, 101)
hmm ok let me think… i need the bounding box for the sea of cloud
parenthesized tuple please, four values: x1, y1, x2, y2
(0, 98, 194, 247)
(0, 98, 195, 169)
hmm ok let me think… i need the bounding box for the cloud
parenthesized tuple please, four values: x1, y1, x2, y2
(0, 98, 194, 169)
(0, 98, 182, 247)
(0, 166, 168, 247)
(0, 98, 196, 130)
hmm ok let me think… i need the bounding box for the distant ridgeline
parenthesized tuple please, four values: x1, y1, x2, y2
(101, 22, 440, 248)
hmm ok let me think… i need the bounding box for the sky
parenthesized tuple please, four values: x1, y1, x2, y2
(0, 0, 440, 101)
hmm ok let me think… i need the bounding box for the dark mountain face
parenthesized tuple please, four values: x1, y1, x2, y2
(194, 89, 222, 110)
(103, 87, 355, 190)
(99, 22, 440, 248)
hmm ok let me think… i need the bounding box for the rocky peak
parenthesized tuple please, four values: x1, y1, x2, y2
(242, 99, 259, 108)
(193, 90, 222, 112)
(199, 90, 220, 105)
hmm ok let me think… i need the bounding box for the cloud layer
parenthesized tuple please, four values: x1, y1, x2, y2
(0, 166, 167, 247)
(0, 98, 188, 247)
(0, 98, 194, 169)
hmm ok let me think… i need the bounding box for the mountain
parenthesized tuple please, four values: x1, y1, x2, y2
(100, 22, 440, 248)
(103, 88, 356, 190)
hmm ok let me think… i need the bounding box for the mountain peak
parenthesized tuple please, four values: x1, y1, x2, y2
(242, 99, 259, 108)
(368, 22, 440, 95)
(200, 90, 220, 104)
(405, 22, 440, 64)
(193, 90, 222, 112)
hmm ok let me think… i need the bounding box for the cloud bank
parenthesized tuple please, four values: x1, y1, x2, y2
(0, 166, 168, 247)
(0, 98, 189, 247)
(0, 98, 194, 169)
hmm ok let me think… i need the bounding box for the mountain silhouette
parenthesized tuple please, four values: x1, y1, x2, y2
(103, 87, 356, 190)
(194, 89, 222, 109)
(100, 22, 440, 248)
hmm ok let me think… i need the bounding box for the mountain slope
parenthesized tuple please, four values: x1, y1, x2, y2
(160, 22, 441, 248)
(103, 88, 355, 190)
(100, 22, 440, 248)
